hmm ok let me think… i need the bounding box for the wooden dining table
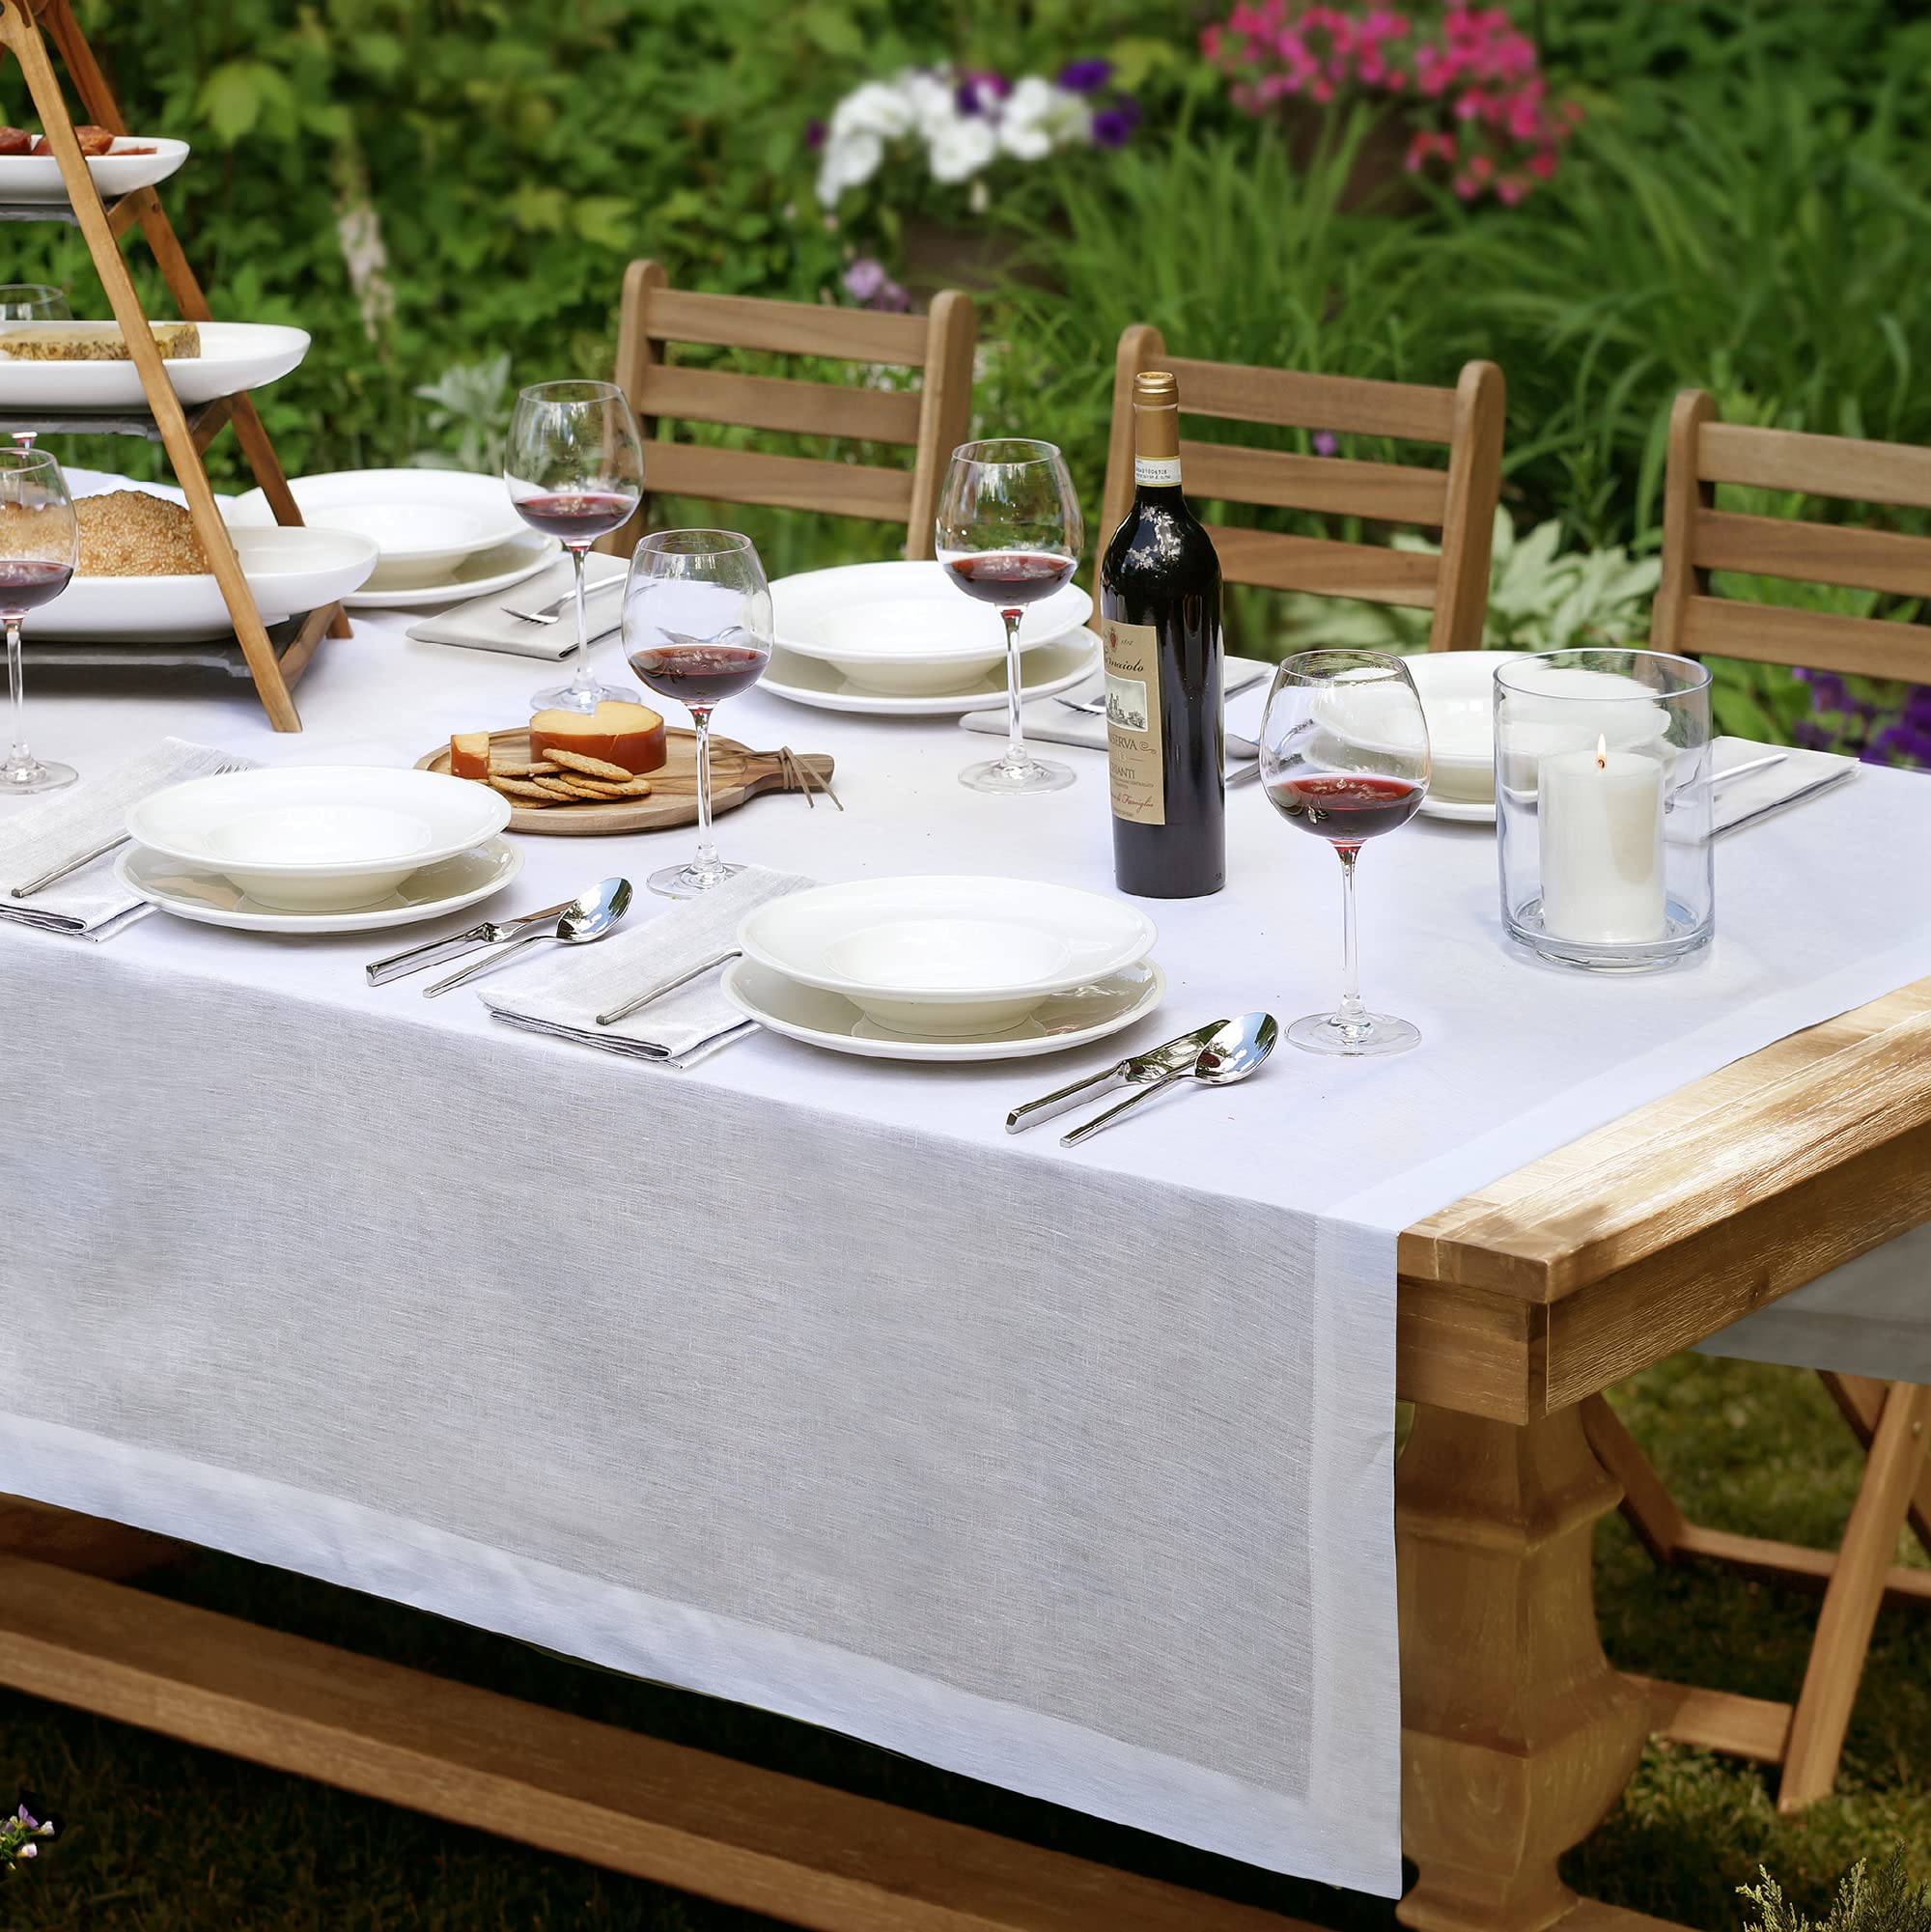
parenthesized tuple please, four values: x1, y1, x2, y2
(4, 958, 1924, 1931)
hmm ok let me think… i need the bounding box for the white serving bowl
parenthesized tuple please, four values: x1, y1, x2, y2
(0, 135, 189, 204)
(33, 520, 379, 642)
(126, 766, 510, 912)
(770, 560, 1092, 696)
(739, 876, 1157, 1035)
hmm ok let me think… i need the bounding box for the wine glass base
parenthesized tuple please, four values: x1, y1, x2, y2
(959, 753, 1076, 796)
(648, 858, 742, 901)
(1287, 1009, 1419, 1058)
(2, 757, 75, 796)
(530, 677, 639, 714)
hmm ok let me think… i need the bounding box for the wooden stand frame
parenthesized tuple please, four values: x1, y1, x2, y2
(1585, 1377, 1931, 1812)
(0, 0, 346, 730)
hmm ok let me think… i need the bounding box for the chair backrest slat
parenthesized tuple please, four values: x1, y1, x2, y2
(1652, 388, 1931, 679)
(1102, 325, 1504, 650)
(607, 261, 976, 558)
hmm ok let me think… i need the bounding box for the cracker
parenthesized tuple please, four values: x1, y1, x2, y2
(556, 775, 650, 798)
(547, 748, 635, 781)
(529, 776, 590, 800)
(488, 758, 560, 777)
(488, 775, 556, 802)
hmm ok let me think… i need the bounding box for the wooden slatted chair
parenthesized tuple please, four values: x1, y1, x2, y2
(603, 260, 976, 560)
(1588, 386, 1931, 1811)
(1099, 324, 1506, 648)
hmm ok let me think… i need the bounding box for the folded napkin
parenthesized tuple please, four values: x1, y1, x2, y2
(959, 654, 1274, 750)
(0, 738, 249, 939)
(1709, 736, 1857, 836)
(482, 866, 817, 1068)
(405, 553, 629, 660)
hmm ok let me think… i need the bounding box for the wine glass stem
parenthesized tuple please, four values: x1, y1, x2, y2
(568, 542, 594, 696)
(5, 615, 31, 779)
(1335, 845, 1369, 1037)
(691, 704, 718, 878)
(999, 606, 1030, 771)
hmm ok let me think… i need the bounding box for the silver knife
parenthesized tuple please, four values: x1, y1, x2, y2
(365, 896, 581, 985)
(1005, 1019, 1232, 1134)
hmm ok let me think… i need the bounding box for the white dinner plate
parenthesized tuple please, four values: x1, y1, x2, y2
(336, 530, 560, 610)
(0, 320, 310, 410)
(722, 957, 1166, 1062)
(739, 875, 1158, 1034)
(760, 633, 1100, 716)
(34, 520, 378, 641)
(229, 468, 530, 580)
(770, 559, 1092, 695)
(1417, 794, 1496, 824)
(0, 135, 188, 204)
(118, 836, 522, 934)
(126, 764, 511, 910)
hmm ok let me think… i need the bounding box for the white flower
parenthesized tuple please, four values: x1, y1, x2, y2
(997, 76, 1090, 160)
(900, 70, 960, 136)
(830, 80, 915, 141)
(927, 113, 998, 183)
(816, 129, 883, 205)
(968, 177, 990, 214)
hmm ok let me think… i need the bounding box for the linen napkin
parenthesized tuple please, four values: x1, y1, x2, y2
(0, 738, 250, 939)
(959, 654, 1274, 750)
(482, 866, 817, 1068)
(405, 553, 629, 660)
(1709, 736, 1857, 836)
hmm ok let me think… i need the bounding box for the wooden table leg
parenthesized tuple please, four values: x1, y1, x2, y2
(1396, 1405, 1651, 1932)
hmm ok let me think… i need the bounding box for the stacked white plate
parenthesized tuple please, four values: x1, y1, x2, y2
(119, 766, 520, 934)
(766, 561, 1097, 714)
(723, 875, 1163, 1061)
(229, 469, 556, 608)
(0, 320, 311, 410)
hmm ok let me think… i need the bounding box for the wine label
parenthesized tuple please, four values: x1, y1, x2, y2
(1133, 457, 1182, 487)
(1103, 617, 1164, 826)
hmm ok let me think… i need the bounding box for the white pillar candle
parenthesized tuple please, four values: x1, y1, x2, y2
(1538, 735, 1666, 944)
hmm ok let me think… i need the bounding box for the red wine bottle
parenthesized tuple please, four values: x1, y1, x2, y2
(1099, 371, 1224, 897)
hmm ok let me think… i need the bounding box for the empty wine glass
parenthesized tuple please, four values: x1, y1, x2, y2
(935, 437, 1082, 795)
(1258, 649, 1431, 1056)
(505, 378, 645, 713)
(623, 529, 772, 900)
(0, 448, 80, 795)
(2, 287, 70, 454)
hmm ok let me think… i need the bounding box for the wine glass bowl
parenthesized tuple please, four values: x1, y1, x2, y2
(1259, 649, 1430, 1057)
(505, 378, 645, 713)
(0, 446, 80, 795)
(935, 437, 1083, 795)
(623, 528, 772, 900)
(3, 288, 70, 454)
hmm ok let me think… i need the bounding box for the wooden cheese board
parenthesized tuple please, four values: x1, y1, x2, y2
(416, 728, 834, 838)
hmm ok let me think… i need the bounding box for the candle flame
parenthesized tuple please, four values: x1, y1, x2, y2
(1595, 733, 1608, 770)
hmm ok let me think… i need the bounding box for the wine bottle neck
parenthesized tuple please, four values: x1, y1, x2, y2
(1133, 456, 1183, 490)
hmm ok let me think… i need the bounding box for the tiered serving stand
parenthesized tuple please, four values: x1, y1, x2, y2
(0, 0, 345, 730)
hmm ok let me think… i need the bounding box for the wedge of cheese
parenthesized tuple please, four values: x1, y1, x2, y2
(0, 321, 201, 362)
(529, 701, 667, 775)
(448, 732, 492, 780)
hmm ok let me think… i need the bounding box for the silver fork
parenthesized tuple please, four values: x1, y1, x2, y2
(9, 756, 251, 900)
(501, 571, 627, 625)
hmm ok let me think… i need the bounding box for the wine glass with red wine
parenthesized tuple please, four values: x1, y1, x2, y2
(1258, 649, 1431, 1057)
(504, 378, 645, 713)
(935, 437, 1083, 796)
(0, 447, 79, 796)
(2, 287, 70, 454)
(622, 529, 772, 900)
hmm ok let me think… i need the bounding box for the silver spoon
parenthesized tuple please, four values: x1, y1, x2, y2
(1060, 1011, 1278, 1147)
(423, 876, 633, 996)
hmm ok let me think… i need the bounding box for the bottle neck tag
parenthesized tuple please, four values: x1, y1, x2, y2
(1134, 457, 1182, 487)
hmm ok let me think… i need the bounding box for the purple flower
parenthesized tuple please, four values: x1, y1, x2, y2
(803, 118, 826, 152)
(1312, 430, 1339, 457)
(1058, 58, 1114, 94)
(1091, 97, 1142, 147)
(956, 70, 1010, 115)
(842, 257, 909, 313)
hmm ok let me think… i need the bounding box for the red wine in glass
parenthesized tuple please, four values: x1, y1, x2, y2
(629, 643, 770, 707)
(514, 490, 637, 544)
(0, 559, 73, 613)
(1266, 772, 1427, 846)
(944, 551, 1076, 605)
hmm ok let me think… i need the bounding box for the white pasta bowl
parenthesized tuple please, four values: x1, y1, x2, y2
(770, 560, 1092, 696)
(126, 766, 511, 911)
(738, 876, 1157, 1035)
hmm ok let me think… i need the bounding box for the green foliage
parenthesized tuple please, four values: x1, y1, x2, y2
(1741, 1847, 1931, 1932)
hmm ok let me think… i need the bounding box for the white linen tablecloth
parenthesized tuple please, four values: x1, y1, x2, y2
(5, 567, 1931, 1898)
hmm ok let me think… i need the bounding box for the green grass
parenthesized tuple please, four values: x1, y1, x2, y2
(5, 1354, 1928, 1929)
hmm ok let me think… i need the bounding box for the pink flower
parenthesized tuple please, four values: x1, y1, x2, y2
(1496, 176, 1526, 204)
(1452, 172, 1478, 199)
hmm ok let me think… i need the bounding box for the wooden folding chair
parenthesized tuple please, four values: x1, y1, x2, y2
(1588, 386, 1931, 1811)
(604, 261, 976, 560)
(1099, 325, 1506, 648)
